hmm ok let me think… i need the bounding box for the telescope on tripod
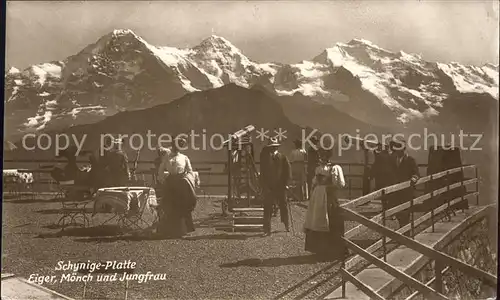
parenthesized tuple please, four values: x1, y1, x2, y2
(223, 125, 256, 147)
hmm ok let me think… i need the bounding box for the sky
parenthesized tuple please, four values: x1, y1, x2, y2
(5, 0, 499, 70)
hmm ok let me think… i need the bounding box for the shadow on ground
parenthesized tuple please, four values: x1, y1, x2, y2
(35, 208, 94, 215)
(183, 233, 263, 241)
(35, 225, 124, 239)
(3, 197, 61, 204)
(220, 254, 336, 268)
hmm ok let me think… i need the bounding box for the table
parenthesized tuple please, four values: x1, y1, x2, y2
(93, 187, 159, 231)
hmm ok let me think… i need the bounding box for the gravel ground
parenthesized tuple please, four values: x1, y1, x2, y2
(2, 194, 341, 300)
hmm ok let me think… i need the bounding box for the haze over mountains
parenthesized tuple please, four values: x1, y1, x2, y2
(4, 29, 498, 144)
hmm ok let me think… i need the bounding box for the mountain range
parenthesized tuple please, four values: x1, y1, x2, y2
(4, 29, 498, 143)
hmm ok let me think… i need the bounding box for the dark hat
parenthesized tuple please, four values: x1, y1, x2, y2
(111, 138, 123, 145)
(157, 147, 170, 155)
(265, 137, 281, 147)
(174, 136, 187, 148)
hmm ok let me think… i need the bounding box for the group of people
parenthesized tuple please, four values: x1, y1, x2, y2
(50, 138, 131, 192)
(258, 136, 347, 260)
(259, 136, 420, 260)
(368, 140, 420, 226)
(51, 133, 419, 256)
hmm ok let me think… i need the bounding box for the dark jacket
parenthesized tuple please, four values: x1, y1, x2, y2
(102, 150, 130, 186)
(385, 153, 420, 208)
(369, 149, 394, 190)
(260, 149, 291, 189)
(391, 153, 420, 184)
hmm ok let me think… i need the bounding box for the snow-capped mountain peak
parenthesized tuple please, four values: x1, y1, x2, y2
(4, 31, 498, 139)
(195, 34, 239, 53)
(7, 67, 20, 74)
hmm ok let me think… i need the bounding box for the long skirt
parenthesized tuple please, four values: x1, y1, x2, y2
(304, 186, 345, 260)
(158, 176, 196, 238)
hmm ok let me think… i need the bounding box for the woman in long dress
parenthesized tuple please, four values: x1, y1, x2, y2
(157, 138, 197, 238)
(303, 148, 346, 260)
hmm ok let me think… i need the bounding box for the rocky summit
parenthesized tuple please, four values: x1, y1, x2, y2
(4, 29, 498, 141)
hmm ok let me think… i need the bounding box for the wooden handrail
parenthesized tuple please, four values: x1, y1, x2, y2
(378, 204, 490, 298)
(343, 192, 478, 272)
(384, 179, 477, 218)
(341, 205, 497, 287)
(345, 175, 477, 240)
(384, 165, 475, 195)
(404, 267, 451, 300)
(341, 165, 476, 209)
(340, 269, 385, 300)
(342, 237, 449, 300)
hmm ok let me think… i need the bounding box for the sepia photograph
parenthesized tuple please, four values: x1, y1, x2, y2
(1, 1, 499, 299)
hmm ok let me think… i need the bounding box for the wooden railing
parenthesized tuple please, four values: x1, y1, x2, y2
(338, 164, 497, 300)
(3, 159, 431, 199)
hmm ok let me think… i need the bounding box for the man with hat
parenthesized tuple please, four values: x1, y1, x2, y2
(50, 145, 82, 183)
(387, 138, 420, 227)
(259, 137, 292, 236)
(102, 137, 130, 187)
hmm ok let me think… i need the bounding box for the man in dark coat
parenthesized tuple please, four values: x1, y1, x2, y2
(102, 138, 130, 187)
(368, 145, 393, 191)
(386, 140, 420, 227)
(306, 136, 320, 200)
(50, 146, 83, 183)
(260, 137, 291, 236)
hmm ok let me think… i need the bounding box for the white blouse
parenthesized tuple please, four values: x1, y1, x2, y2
(313, 164, 345, 188)
(157, 150, 193, 181)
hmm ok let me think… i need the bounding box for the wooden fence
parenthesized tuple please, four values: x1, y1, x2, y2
(3, 159, 432, 200)
(338, 164, 496, 300)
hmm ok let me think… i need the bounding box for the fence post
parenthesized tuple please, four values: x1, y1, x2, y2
(460, 167, 465, 212)
(381, 189, 387, 262)
(435, 260, 443, 294)
(410, 191, 415, 239)
(348, 164, 352, 199)
(341, 231, 346, 298)
(446, 170, 451, 221)
(430, 174, 435, 233)
(475, 167, 479, 205)
(348, 178, 352, 199)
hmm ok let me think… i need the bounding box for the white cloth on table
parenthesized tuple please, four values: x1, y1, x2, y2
(93, 187, 158, 215)
(303, 164, 345, 232)
(3, 169, 34, 184)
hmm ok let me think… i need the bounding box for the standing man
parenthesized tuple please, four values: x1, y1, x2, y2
(102, 138, 130, 187)
(306, 136, 320, 200)
(388, 139, 420, 227)
(289, 139, 307, 201)
(260, 137, 291, 236)
(368, 144, 393, 191)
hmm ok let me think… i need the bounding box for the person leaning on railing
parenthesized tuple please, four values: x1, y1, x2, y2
(386, 140, 420, 227)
